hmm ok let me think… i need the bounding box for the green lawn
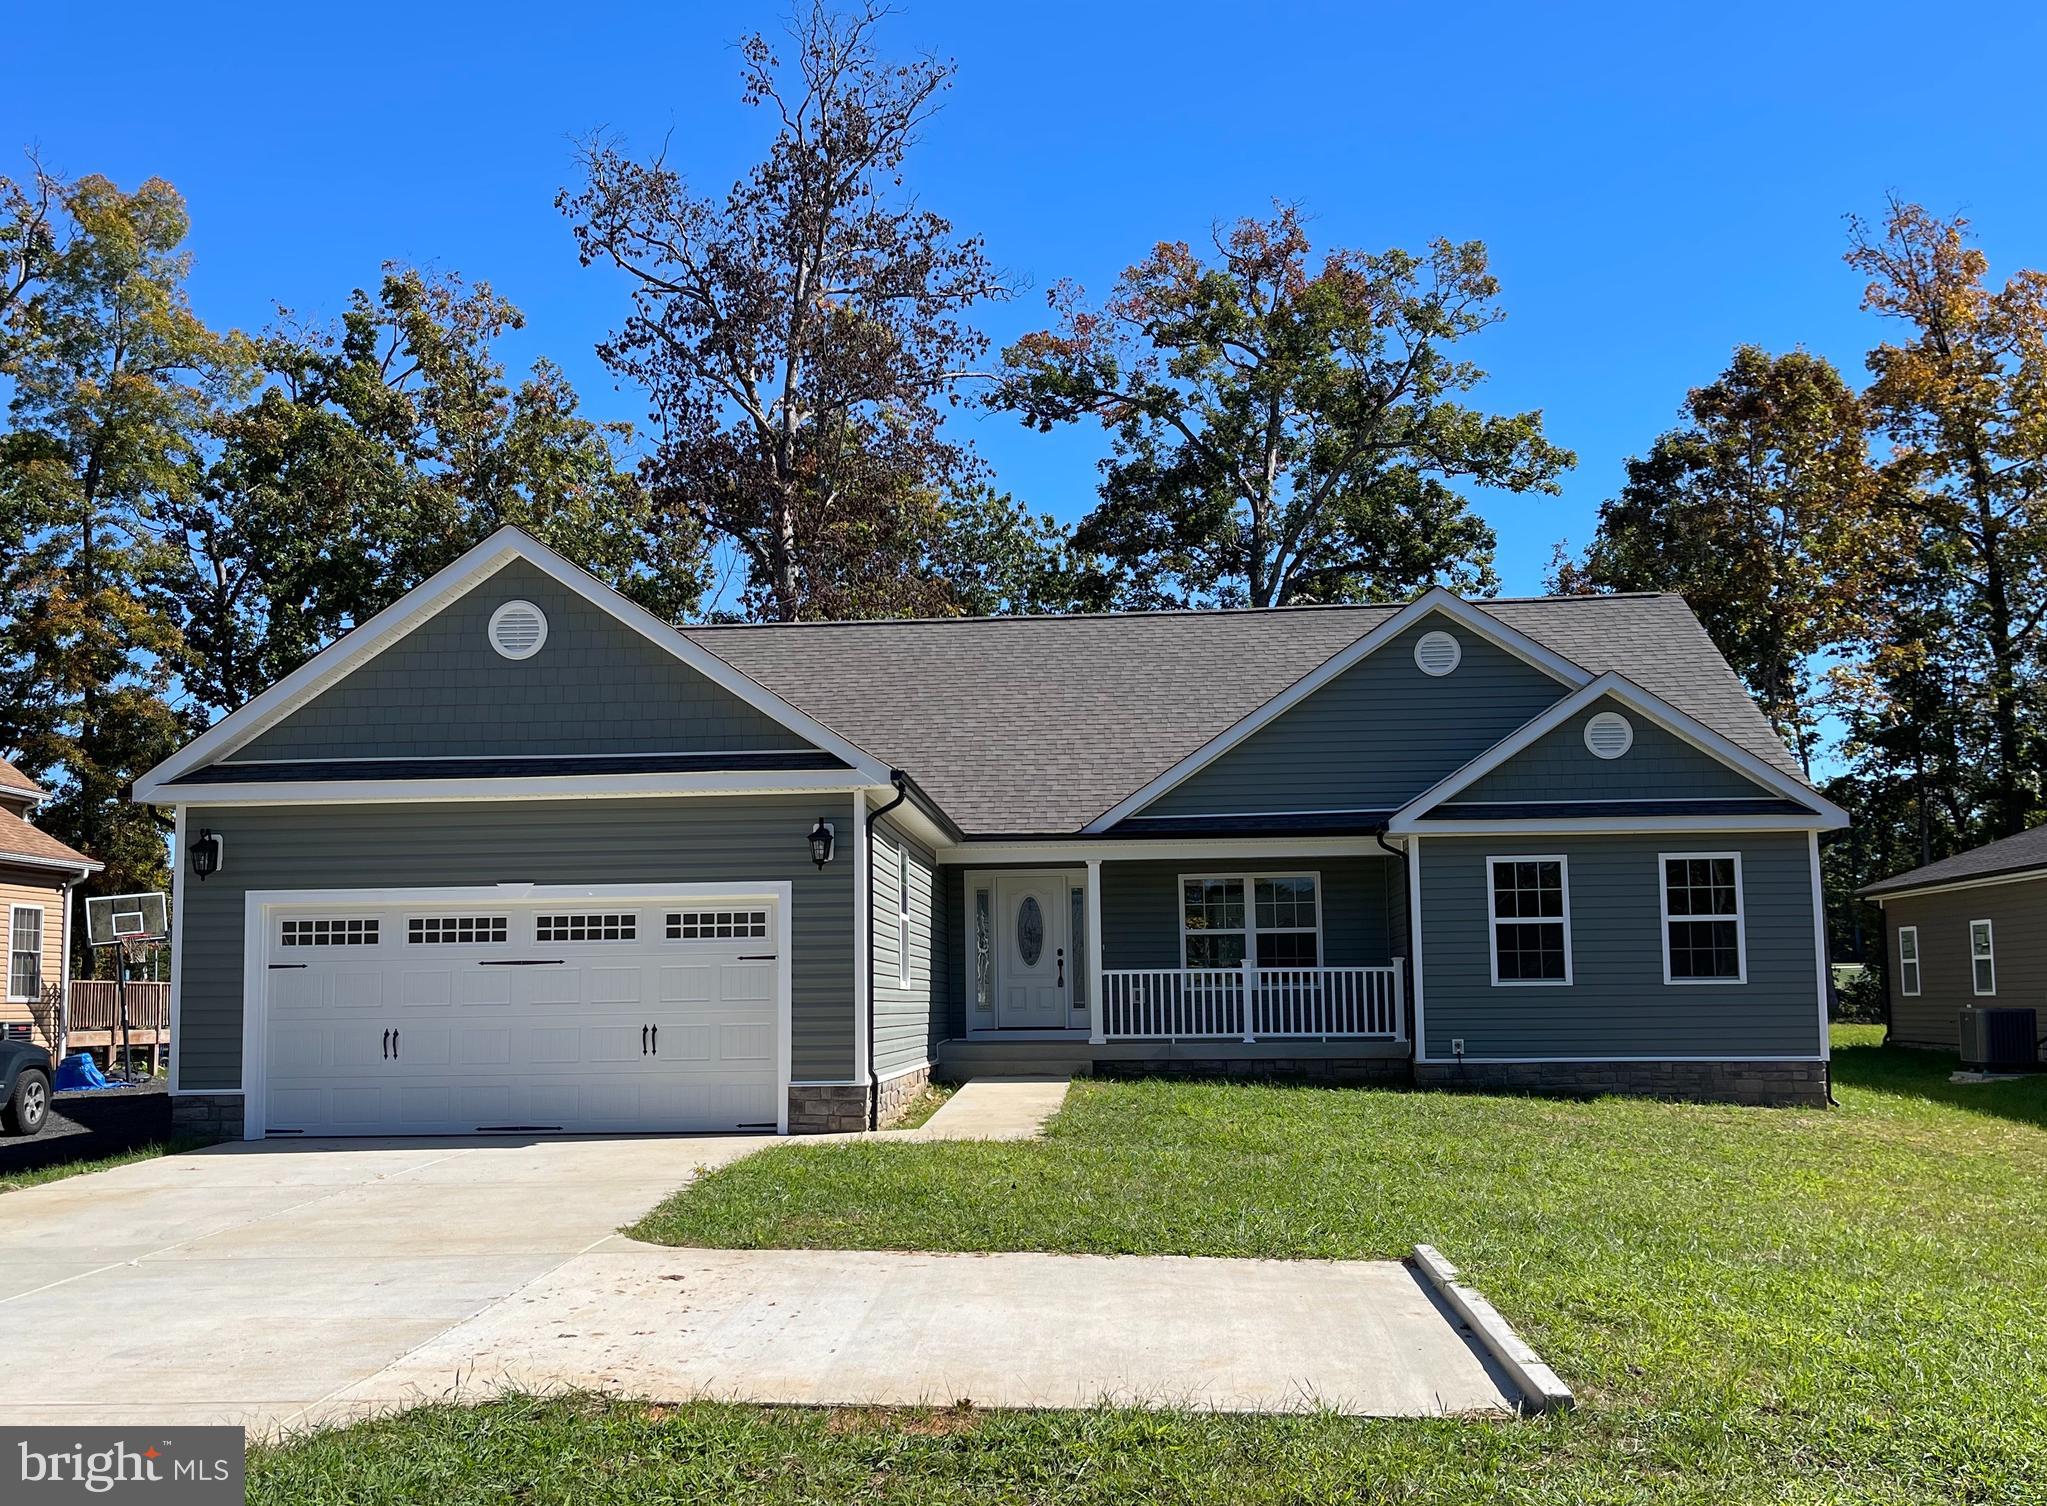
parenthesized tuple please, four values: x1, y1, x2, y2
(0, 1137, 201, 1194)
(252, 1028, 2047, 1504)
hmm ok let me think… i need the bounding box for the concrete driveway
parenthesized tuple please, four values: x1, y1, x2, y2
(0, 1134, 770, 1432)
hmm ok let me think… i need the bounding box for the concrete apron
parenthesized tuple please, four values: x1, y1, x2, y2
(330, 1245, 1518, 1420)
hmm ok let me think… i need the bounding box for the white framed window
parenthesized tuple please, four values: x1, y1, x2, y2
(408, 916, 509, 945)
(8, 904, 42, 1001)
(281, 917, 379, 947)
(972, 885, 993, 1017)
(1970, 919, 1996, 996)
(666, 909, 768, 940)
(1178, 873, 1322, 969)
(896, 846, 913, 989)
(1487, 856, 1572, 985)
(1896, 925, 1920, 997)
(1658, 852, 1747, 984)
(535, 913, 637, 943)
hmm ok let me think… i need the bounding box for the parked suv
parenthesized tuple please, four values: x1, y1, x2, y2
(1, 1039, 53, 1136)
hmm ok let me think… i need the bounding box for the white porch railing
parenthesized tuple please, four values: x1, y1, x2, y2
(1099, 962, 1405, 1042)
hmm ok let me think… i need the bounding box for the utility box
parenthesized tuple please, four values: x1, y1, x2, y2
(1959, 1007, 2040, 1072)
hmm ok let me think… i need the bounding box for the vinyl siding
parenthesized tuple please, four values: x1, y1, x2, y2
(1457, 698, 1783, 804)
(1, 869, 66, 1029)
(941, 856, 1406, 1037)
(233, 559, 812, 762)
(870, 814, 945, 1076)
(173, 796, 855, 1091)
(1144, 616, 1570, 816)
(1415, 833, 1823, 1059)
(1882, 878, 2047, 1051)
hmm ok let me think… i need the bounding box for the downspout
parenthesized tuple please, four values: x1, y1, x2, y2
(864, 770, 911, 1130)
(1374, 826, 1417, 1058)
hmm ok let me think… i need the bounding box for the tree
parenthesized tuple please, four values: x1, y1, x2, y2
(926, 488, 1111, 617)
(1848, 198, 2047, 837)
(560, 1, 1013, 622)
(161, 266, 705, 719)
(0, 171, 248, 958)
(1564, 346, 1889, 769)
(989, 204, 1573, 609)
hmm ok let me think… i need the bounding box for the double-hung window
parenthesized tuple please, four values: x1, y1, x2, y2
(1660, 853, 1746, 984)
(1487, 857, 1571, 984)
(1970, 919, 1996, 996)
(1179, 874, 1321, 969)
(1896, 926, 1921, 997)
(8, 905, 41, 1001)
(896, 846, 913, 989)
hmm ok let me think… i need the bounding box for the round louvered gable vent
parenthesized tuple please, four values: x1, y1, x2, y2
(1584, 710, 1634, 759)
(488, 600, 548, 661)
(1413, 629, 1462, 677)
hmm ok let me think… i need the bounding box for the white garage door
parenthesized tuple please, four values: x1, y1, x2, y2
(260, 892, 782, 1137)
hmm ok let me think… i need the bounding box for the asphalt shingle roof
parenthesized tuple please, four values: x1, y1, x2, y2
(685, 593, 1806, 836)
(0, 756, 45, 800)
(0, 807, 95, 870)
(1859, 824, 2047, 899)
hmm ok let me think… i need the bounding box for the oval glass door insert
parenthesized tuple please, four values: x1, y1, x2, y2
(1016, 895, 1044, 966)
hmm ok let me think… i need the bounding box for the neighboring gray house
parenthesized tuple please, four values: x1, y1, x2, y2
(1860, 827, 2047, 1059)
(135, 528, 1846, 1141)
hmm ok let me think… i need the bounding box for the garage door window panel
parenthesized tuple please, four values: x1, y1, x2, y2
(536, 913, 638, 943)
(408, 916, 509, 944)
(666, 909, 768, 940)
(281, 918, 380, 947)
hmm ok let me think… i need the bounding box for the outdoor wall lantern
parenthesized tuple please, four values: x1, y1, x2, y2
(808, 818, 836, 869)
(189, 828, 225, 881)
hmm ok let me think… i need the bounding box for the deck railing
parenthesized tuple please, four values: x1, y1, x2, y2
(1099, 963, 1404, 1042)
(67, 980, 171, 1032)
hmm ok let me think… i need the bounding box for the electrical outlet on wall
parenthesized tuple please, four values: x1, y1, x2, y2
(1451, 1038, 1465, 1056)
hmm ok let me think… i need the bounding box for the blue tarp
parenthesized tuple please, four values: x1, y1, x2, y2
(53, 1053, 116, 1092)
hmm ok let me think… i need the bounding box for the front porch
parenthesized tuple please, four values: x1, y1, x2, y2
(946, 853, 1411, 1060)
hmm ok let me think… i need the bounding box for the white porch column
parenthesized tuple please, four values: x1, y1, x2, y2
(1086, 858, 1106, 1044)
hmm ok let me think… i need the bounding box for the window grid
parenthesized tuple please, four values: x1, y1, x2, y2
(896, 847, 913, 989)
(9, 905, 42, 1000)
(1661, 854, 1745, 983)
(408, 916, 509, 945)
(1970, 920, 1995, 996)
(1179, 874, 1320, 970)
(1897, 925, 1921, 997)
(536, 913, 637, 943)
(665, 909, 768, 941)
(1488, 858, 1570, 984)
(281, 918, 379, 947)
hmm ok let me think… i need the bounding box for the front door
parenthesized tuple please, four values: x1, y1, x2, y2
(994, 874, 1069, 1028)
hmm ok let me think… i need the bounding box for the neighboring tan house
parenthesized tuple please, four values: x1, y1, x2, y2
(1860, 826, 2047, 1060)
(133, 528, 1847, 1144)
(0, 757, 101, 1050)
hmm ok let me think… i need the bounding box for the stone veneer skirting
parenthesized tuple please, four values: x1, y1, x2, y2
(788, 1065, 933, 1134)
(171, 1092, 247, 1143)
(1412, 1059, 1828, 1107)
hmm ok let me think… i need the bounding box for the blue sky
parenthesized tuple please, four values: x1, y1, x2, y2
(8, 1, 2047, 597)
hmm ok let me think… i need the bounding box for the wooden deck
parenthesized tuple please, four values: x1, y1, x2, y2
(66, 979, 170, 1072)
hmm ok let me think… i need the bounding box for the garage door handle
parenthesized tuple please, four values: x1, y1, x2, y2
(382, 1029, 390, 1059)
(738, 954, 777, 961)
(641, 1024, 648, 1056)
(479, 959, 566, 967)
(651, 1024, 658, 1056)
(269, 963, 308, 970)
(392, 1029, 400, 1060)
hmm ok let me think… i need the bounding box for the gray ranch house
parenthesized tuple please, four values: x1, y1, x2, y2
(136, 528, 1846, 1141)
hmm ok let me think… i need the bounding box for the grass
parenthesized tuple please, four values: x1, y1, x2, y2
(886, 1081, 956, 1131)
(0, 1137, 201, 1194)
(251, 1028, 2047, 1504)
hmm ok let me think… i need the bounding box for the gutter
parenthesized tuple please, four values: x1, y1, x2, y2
(864, 769, 911, 1129)
(1373, 825, 1419, 1058)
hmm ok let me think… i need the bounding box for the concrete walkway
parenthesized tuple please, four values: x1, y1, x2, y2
(899, 1076, 1070, 1141)
(0, 1134, 770, 1432)
(333, 1245, 1516, 1419)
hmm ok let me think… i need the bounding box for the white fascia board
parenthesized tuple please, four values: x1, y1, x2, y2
(0, 848, 103, 875)
(940, 834, 1386, 866)
(1082, 590, 1593, 834)
(1858, 866, 2047, 903)
(151, 772, 871, 807)
(1386, 671, 1846, 833)
(1396, 815, 1832, 836)
(134, 527, 895, 802)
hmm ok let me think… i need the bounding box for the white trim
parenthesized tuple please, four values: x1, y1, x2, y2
(6, 901, 44, 1003)
(876, 1058, 932, 1086)
(216, 749, 817, 767)
(1387, 671, 1846, 833)
(1969, 917, 1996, 997)
(0, 848, 101, 875)
(851, 791, 869, 1099)
(236, 880, 795, 1140)
(1408, 838, 1426, 1056)
(943, 835, 1386, 865)
(168, 806, 186, 1093)
(1085, 859, 1105, 1046)
(1083, 591, 1592, 833)
(59, 872, 82, 1057)
(147, 772, 870, 808)
(1656, 851, 1748, 986)
(1809, 831, 1831, 1061)
(134, 527, 893, 802)
(895, 842, 912, 991)
(1391, 814, 1833, 836)
(1175, 870, 1324, 970)
(1485, 855, 1574, 987)
(1896, 923, 1921, 997)
(1862, 867, 2047, 903)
